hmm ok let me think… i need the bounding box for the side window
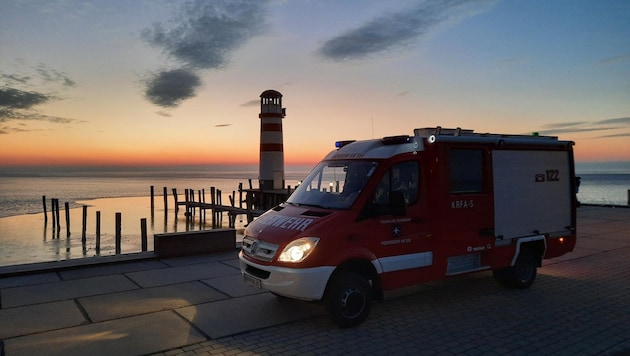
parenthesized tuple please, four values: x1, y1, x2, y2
(372, 161, 419, 207)
(449, 149, 483, 193)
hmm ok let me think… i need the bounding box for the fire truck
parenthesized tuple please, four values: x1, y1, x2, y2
(239, 127, 577, 327)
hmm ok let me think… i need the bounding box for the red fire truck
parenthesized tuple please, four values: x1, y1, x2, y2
(239, 127, 577, 327)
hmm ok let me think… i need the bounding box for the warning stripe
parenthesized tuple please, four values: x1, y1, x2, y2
(261, 143, 284, 152)
(261, 123, 283, 132)
(259, 113, 284, 118)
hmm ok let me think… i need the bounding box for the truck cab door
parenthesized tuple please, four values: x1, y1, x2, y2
(356, 160, 434, 289)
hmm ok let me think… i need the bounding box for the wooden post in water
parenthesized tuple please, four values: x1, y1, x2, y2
(64, 202, 71, 237)
(43, 196, 48, 225)
(141, 218, 147, 252)
(197, 189, 205, 223)
(218, 189, 223, 226)
(163, 187, 168, 216)
(210, 187, 216, 228)
(96, 211, 101, 253)
(51, 198, 57, 230)
(81, 205, 87, 243)
(115, 212, 122, 254)
(55, 199, 61, 232)
(184, 188, 190, 220)
(172, 188, 178, 213)
(201, 189, 205, 222)
(238, 183, 243, 208)
(150, 185, 155, 218)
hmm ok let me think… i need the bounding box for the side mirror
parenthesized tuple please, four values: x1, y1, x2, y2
(389, 191, 406, 216)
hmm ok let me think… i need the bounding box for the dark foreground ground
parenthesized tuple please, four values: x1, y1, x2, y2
(1, 205, 629, 355)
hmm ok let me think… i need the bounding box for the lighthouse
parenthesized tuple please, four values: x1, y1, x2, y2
(259, 90, 286, 190)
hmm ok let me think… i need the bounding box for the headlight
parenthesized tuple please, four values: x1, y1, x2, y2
(278, 237, 320, 263)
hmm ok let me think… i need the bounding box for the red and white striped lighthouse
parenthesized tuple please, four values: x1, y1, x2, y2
(259, 90, 286, 190)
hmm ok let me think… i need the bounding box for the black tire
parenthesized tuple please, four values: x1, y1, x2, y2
(493, 250, 538, 289)
(324, 272, 372, 328)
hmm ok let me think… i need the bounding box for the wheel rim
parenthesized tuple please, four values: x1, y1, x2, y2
(340, 287, 366, 318)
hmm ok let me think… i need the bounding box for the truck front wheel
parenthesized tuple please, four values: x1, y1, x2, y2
(324, 272, 372, 328)
(493, 251, 538, 289)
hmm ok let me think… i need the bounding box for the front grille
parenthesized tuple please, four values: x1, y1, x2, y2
(242, 236, 279, 262)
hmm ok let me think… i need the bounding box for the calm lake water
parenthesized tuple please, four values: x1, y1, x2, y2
(0, 162, 628, 266)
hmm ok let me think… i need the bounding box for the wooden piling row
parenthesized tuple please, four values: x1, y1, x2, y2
(40, 182, 294, 258)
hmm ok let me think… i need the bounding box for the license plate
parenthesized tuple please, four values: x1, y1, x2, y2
(243, 273, 262, 289)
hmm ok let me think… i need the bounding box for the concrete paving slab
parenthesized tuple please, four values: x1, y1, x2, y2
(1, 274, 139, 308)
(0, 300, 86, 339)
(575, 237, 629, 251)
(0, 272, 60, 289)
(160, 251, 239, 267)
(3, 311, 207, 356)
(202, 274, 267, 298)
(578, 223, 628, 238)
(176, 293, 325, 339)
(221, 258, 240, 270)
(125, 261, 239, 288)
(543, 246, 602, 265)
(59, 259, 169, 280)
(78, 281, 228, 322)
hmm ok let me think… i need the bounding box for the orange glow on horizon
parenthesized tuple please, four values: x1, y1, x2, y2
(1, 133, 627, 168)
(0, 146, 325, 168)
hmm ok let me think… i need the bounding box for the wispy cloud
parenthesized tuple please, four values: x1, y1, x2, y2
(35, 64, 76, 87)
(596, 53, 630, 66)
(141, 0, 271, 108)
(0, 88, 51, 110)
(594, 117, 630, 125)
(0, 64, 78, 131)
(537, 117, 630, 137)
(597, 132, 630, 138)
(240, 99, 259, 107)
(318, 0, 497, 62)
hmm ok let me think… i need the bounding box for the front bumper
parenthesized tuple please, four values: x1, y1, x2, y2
(238, 251, 334, 301)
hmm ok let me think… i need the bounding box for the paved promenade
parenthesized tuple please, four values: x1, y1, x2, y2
(1, 206, 629, 355)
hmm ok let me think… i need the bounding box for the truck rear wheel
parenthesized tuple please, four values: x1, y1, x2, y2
(493, 250, 538, 289)
(325, 272, 372, 328)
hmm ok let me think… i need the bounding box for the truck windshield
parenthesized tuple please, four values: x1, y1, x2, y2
(287, 160, 377, 209)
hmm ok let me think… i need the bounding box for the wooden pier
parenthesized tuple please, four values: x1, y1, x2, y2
(165, 180, 294, 229)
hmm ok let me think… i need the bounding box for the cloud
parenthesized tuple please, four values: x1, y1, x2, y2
(35, 64, 76, 87)
(1, 73, 31, 85)
(596, 54, 630, 66)
(0, 63, 79, 131)
(141, 0, 271, 108)
(143, 0, 270, 70)
(214, 123, 231, 127)
(596, 132, 630, 138)
(240, 99, 259, 107)
(143, 69, 202, 108)
(0, 87, 51, 109)
(542, 121, 589, 129)
(0, 88, 74, 126)
(318, 0, 497, 61)
(594, 117, 630, 125)
(536, 117, 630, 136)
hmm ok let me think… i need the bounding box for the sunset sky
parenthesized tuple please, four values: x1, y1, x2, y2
(1, 0, 629, 167)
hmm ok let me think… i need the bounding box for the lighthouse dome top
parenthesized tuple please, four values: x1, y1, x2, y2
(260, 90, 282, 98)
